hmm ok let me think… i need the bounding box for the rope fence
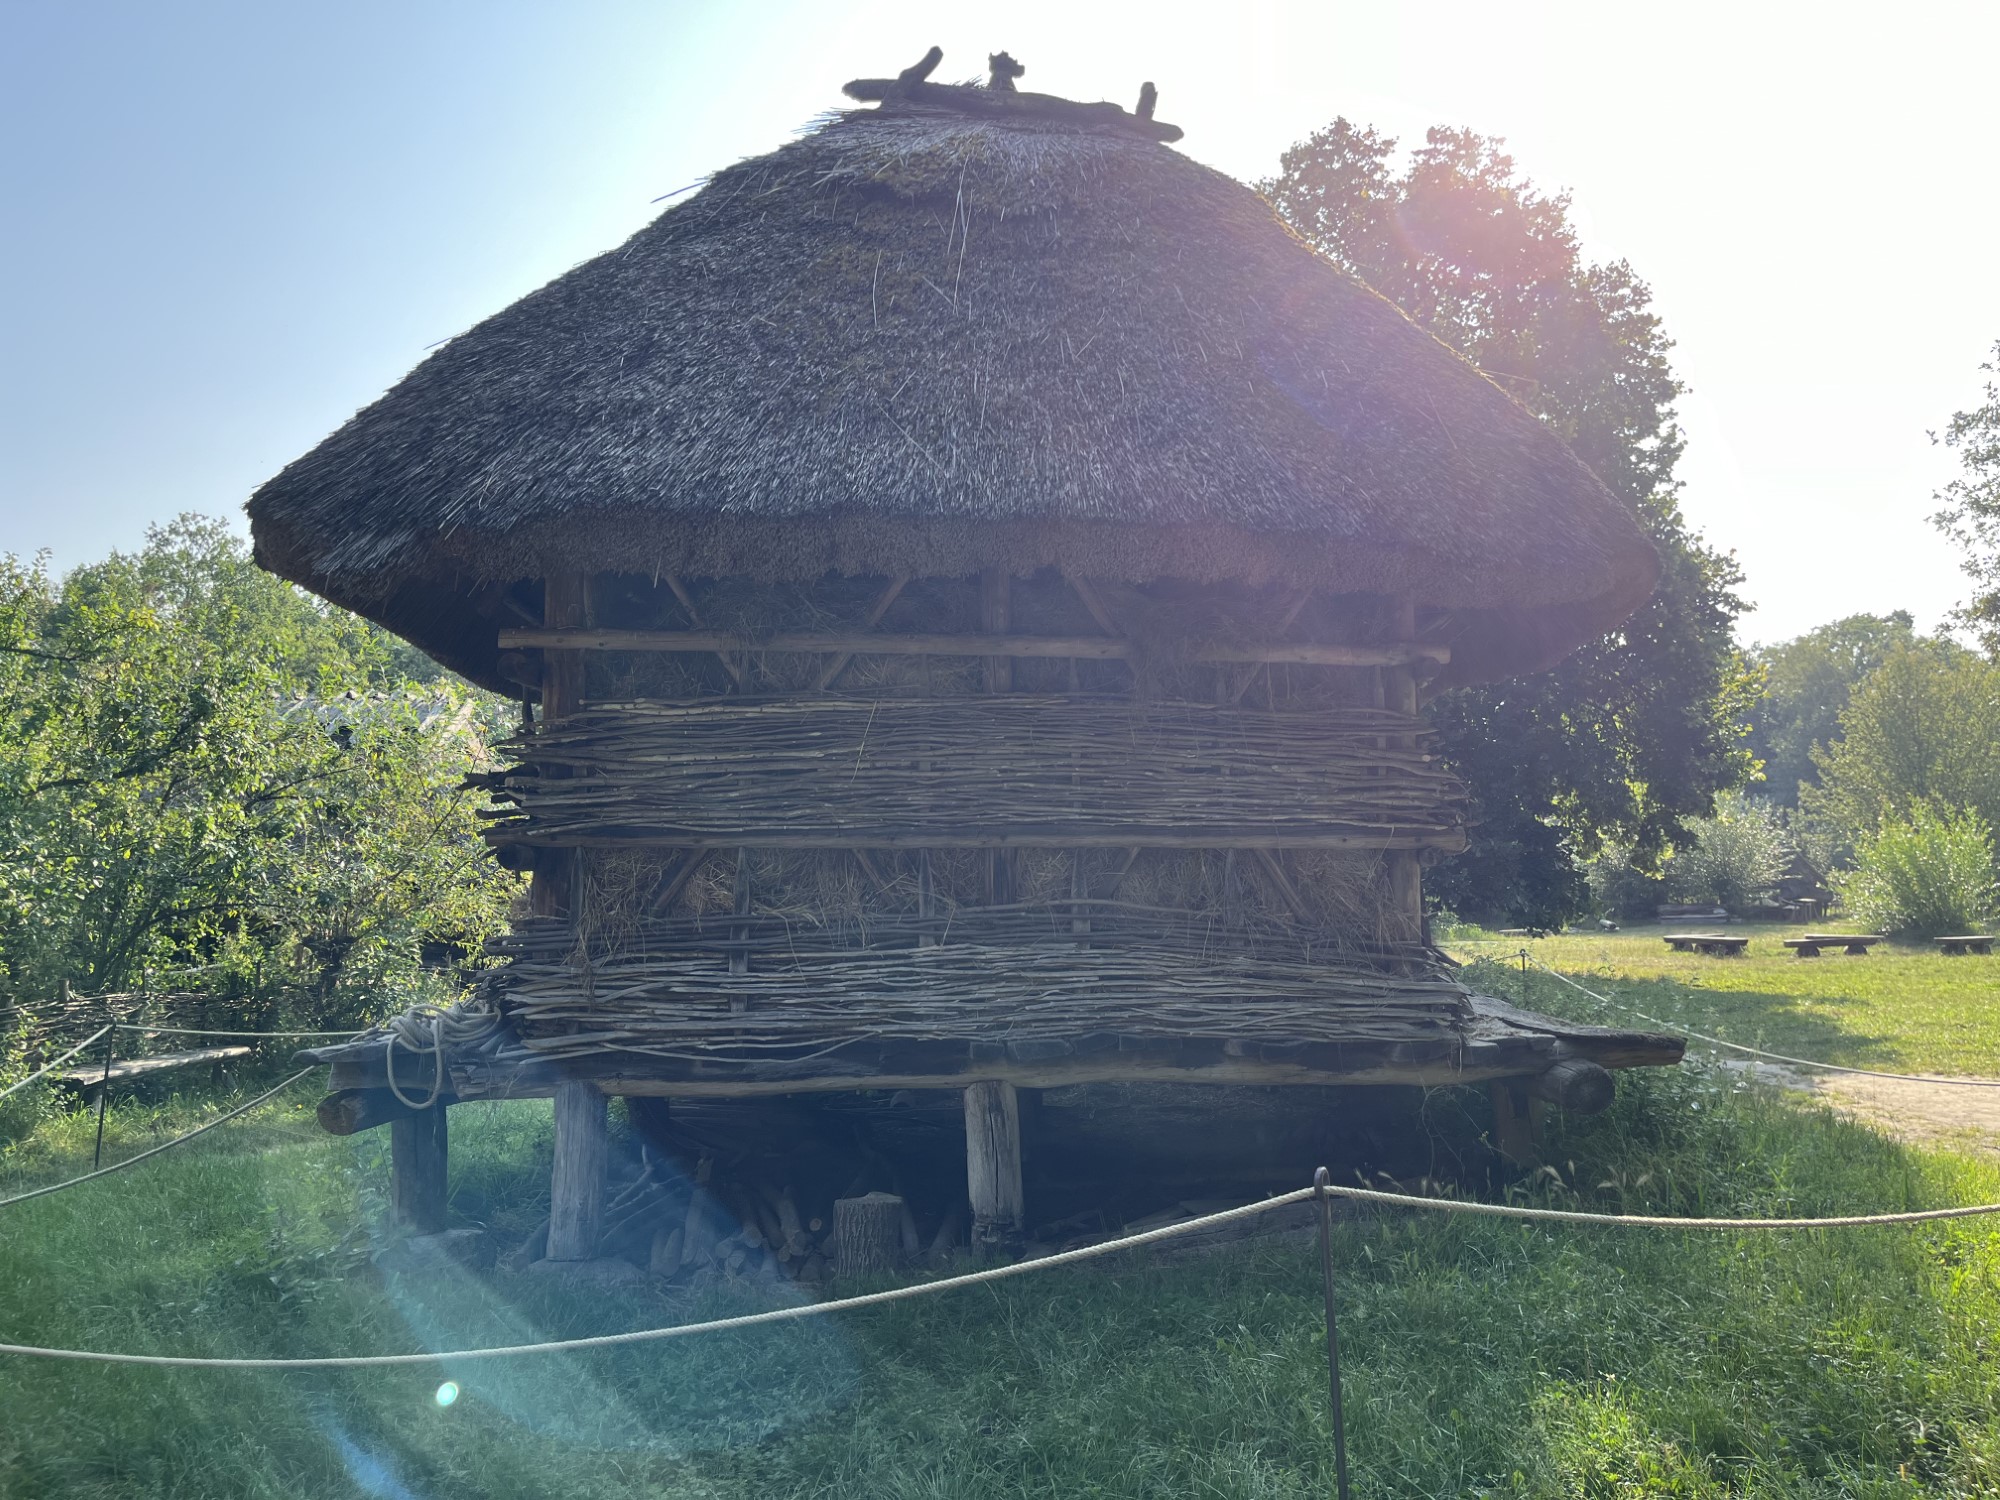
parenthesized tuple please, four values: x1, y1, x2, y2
(4, 1168, 2000, 1370)
(0, 1069, 316, 1211)
(110, 1023, 365, 1041)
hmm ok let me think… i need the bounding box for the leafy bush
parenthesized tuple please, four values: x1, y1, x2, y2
(1834, 802, 1999, 937)
(1585, 846, 1667, 921)
(1667, 793, 1792, 913)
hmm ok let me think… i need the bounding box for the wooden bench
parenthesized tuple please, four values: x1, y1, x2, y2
(54, 1045, 253, 1098)
(1936, 935, 1996, 956)
(1663, 933, 1748, 955)
(1784, 934, 1884, 958)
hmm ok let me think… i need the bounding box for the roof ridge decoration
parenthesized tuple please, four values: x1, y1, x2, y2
(843, 46, 1183, 143)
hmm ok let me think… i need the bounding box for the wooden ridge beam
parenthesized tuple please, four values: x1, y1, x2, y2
(498, 628, 1450, 669)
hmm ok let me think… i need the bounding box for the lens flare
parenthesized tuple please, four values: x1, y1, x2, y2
(435, 1381, 460, 1408)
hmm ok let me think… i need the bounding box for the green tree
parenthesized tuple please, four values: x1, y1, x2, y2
(1800, 643, 2000, 865)
(1932, 339, 2000, 654)
(1666, 792, 1793, 913)
(1743, 612, 1917, 806)
(1267, 123, 1754, 926)
(0, 518, 517, 1025)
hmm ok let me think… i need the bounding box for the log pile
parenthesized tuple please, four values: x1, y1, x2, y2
(479, 697, 1470, 850)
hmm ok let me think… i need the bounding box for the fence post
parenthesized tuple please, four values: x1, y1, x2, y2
(91, 994, 117, 1170)
(1314, 1167, 1352, 1500)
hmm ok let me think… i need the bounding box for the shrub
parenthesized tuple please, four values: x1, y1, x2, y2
(1834, 802, 1999, 937)
(1586, 846, 1668, 922)
(1668, 793, 1792, 913)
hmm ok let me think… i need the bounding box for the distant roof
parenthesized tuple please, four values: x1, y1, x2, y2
(249, 50, 1657, 689)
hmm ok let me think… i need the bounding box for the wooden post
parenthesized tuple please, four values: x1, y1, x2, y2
(547, 1079, 608, 1261)
(964, 1080, 1024, 1243)
(531, 573, 588, 919)
(833, 1191, 905, 1276)
(1488, 1079, 1544, 1167)
(1383, 596, 1424, 945)
(981, 569, 1014, 903)
(390, 1104, 449, 1234)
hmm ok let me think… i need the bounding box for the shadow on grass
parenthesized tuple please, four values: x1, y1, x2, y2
(1467, 955, 1911, 1070)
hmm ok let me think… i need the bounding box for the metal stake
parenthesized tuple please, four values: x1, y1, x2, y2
(1314, 1166, 1353, 1500)
(92, 1024, 116, 1169)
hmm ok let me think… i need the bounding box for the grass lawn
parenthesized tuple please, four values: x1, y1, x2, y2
(1451, 923, 2000, 1077)
(4, 939, 2000, 1497)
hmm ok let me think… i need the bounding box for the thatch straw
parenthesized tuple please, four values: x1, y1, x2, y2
(248, 71, 1657, 693)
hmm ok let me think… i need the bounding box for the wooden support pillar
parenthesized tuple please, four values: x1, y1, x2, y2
(530, 572, 589, 920)
(390, 1103, 449, 1234)
(1383, 595, 1424, 945)
(1488, 1079, 1545, 1168)
(980, 569, 1014, 903)
(963, 1080, 1024, 1243)
(547, 1079, 608, 1261)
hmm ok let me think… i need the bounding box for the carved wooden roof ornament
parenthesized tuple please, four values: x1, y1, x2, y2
(843, 46, 1185, 143)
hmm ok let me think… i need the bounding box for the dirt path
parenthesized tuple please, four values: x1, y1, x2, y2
(1725, 1060, 2000, 1155)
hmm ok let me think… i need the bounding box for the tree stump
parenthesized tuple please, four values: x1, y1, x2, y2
(833, 1191, 905, 1277)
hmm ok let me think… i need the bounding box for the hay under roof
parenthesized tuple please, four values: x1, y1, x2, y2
(248, 53, 1657, 689)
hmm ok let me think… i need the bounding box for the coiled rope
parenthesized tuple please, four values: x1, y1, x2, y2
(1526, 956, 2000, 1089)
(375, 1000, 504, 1110)
(5, 1175, 2000, 1370)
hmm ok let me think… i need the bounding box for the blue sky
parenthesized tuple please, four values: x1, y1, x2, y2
(5, 0, 1997, 643)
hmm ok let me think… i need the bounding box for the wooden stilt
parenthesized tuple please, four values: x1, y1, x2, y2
(1488, 1079, 1544, 1168)
(547, 1079, 608, 1261)
(964, 1080, 1024, 1243)
(390, 1103, 449, 1234)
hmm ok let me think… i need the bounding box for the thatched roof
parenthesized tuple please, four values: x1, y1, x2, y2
(248, 54, 1657, 690)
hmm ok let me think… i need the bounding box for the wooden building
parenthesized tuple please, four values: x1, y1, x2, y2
(251, 54, 1680, 1262)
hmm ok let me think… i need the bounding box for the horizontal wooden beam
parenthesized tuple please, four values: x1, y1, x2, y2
(491, 826, 1471, 853)
(497, 628, 1449, 669)
(313, 1010, 1681, 1110)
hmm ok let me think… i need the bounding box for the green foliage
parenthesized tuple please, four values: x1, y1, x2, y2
(1802, 644, 2000, 867)
(1667, 793, 1793, 912)
(1835, 803, 1998, 938)
(0, 517, 518, 1029)
(1745, 612, 1918, 806)
(1586, 844, 1668, 922)
(1931, 338, 2000, 655)
(1266, 123, 1754, 928)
